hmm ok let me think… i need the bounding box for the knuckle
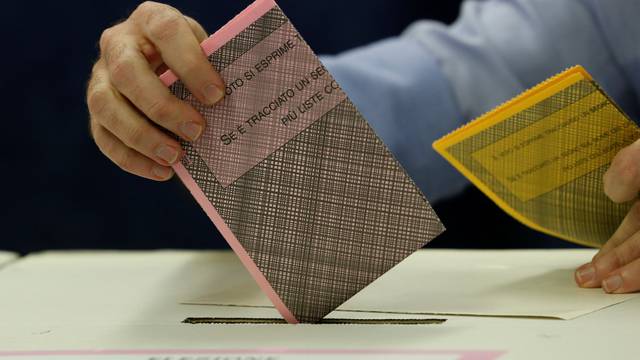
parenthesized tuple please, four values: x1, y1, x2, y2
(99, 23, 126, 55)
(97, 133, 115, 156)
(134, 1, 160, 16)
(94, 108, 130, 148)
(93, 128, 116, 158)
(125, 123, 147, 148)
(87, 86, 111, 116)
(147, 97, 175, 122)
(98, 108, 118, 131)
(613, 248, 630, 269)
(114, 150, 133, 171)
(98, 28, 112, 52)
(597, 250, 624, 274)
(145, 6, 183, 42)
(109, 52, 135, 88)
(90, 60, 104, 79)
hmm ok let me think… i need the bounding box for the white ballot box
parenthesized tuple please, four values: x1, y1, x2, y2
(0, 250, 638, 360)
(183, 249, 636, 319)
(0, 252, 16, 269)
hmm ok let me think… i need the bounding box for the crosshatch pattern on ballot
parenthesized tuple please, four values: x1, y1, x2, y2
(170, 5, 444, 323)
(444, 79, 639, 247)
(176, 7, 346, 187)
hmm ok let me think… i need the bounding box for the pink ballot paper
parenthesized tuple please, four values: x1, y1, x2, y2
(160, 0, 444, 323)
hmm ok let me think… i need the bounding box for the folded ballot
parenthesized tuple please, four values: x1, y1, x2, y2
(434, 66, 640, 248)
(160, 0, 444, 323)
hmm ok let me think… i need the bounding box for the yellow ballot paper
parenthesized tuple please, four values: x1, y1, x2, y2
(434, 66, 640, 247)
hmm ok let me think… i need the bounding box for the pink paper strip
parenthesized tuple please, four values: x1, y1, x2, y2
(159, 0, 297, 324)
(0, 349, 506, 360)
(173, 163, 297, 324)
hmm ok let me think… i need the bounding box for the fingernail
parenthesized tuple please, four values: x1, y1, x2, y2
(152, 165, 173, 180)
(576, 265, 595, 284)
(155, 145, 179, 164)
(180, 121, 203, 141)
(603, 275, 623, 293)
(577, 262, 591, 271)
(203, 84, 224, 105)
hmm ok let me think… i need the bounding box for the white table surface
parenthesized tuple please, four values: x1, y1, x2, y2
(0, 252, 16, 268)
(0, 250, 637, 360)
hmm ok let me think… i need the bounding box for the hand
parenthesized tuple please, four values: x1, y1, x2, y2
(575, 140, 640, 293)
(86, 1, 225, 181)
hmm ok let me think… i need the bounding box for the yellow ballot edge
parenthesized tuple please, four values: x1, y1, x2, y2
(433, 66, 600, 247)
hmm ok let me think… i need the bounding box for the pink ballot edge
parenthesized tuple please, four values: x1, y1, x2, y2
(173, 163, 298, 324)
(0, 349, 506, 360)
(160, 0, 299, 324)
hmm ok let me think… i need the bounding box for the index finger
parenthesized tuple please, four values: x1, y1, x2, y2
(132, 2, 225, 105)
(594, 201, 640, 262)
(101, 35, 206, 142)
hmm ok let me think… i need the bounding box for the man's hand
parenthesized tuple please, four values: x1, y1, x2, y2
(86, 1, 225, 180)
(575, 139, 640, 293)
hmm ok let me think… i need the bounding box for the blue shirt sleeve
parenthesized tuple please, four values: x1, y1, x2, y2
(321, 0, 639, 204)
(321, 37, 468, 204)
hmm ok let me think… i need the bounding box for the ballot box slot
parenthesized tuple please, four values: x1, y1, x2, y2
(182, 317, 446, 325)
